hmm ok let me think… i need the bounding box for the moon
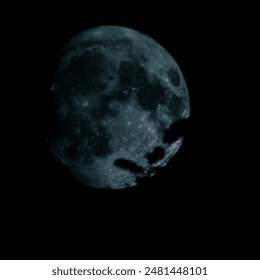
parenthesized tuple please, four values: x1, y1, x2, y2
(50, 25, 190, 189)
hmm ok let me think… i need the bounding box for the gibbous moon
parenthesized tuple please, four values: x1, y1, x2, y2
(50, 25, 190, 189)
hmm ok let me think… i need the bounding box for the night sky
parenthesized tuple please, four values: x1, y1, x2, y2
(2, 3, 258, 260)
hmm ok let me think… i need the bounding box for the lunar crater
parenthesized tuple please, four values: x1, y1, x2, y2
(114, 158, 144, 174)
(146, 147, 166, 164)
(167, 67, 181, 87)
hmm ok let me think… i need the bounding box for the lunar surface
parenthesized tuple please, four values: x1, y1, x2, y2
(50, 25, 190, 189)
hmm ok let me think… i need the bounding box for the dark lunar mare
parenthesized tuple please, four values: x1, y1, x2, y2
(51, 52, 117, 163)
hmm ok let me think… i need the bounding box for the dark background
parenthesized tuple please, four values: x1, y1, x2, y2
(2, 4, 258, 260)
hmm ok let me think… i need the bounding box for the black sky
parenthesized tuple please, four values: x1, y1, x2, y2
(2, 4, 258, 260)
